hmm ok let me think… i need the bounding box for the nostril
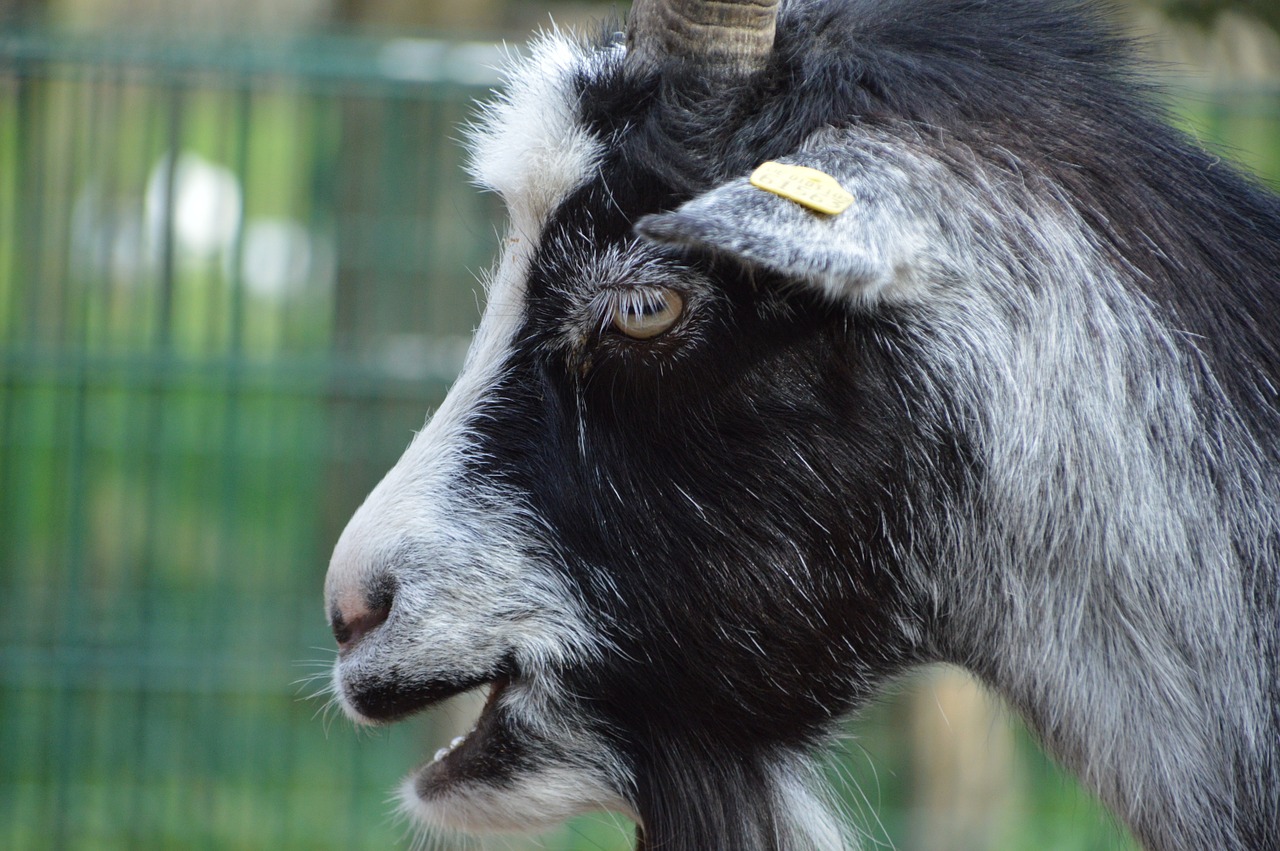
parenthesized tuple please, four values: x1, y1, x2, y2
(330, 602, 392, 651)
(327, 574, 396, 652)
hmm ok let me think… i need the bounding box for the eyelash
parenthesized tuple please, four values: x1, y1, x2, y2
(596, 287, 685, 340)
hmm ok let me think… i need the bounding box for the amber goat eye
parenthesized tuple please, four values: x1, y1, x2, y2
(608, 288, 684, 340)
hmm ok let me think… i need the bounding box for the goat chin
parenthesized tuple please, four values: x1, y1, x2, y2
(324, 0, 1280, 849)
(394, 684, 634, 836)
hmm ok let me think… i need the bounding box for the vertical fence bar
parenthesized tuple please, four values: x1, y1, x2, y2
(126, 74, 184, 846)
(48, 57, 103, 851)
(0, 53, 27, 851)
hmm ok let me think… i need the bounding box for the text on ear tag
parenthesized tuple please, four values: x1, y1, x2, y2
(749, 161, 855, 215)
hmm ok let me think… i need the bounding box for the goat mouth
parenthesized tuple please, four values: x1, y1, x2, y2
(411, 675, 522, 795)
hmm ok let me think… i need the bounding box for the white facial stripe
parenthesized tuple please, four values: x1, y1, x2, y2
(467, 31, 610, 243)
(321, 241, 529, 628)
(327, 30, 606, 618)
(325, 41, 613, 829)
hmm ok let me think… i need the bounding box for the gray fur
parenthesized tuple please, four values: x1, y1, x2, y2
(642, 122, 1279, 849)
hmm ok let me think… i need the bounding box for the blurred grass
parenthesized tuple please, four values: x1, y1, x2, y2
(0, 27, 1276, 851)
(1174, 86, 1280, 186)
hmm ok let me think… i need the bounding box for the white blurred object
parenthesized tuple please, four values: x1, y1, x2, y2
(145, 152, 243, 261)
(377, 38, 508, 86)
(71, 181, 148, 284)
(240, 218, 334, 300)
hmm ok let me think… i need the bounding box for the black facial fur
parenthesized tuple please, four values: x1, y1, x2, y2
(463, 2, 1279, 846)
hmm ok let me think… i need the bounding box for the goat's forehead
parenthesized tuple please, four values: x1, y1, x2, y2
(466, 33, 615, 244)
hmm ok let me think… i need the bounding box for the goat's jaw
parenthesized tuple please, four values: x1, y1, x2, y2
(394, 676, 636, 833)
(330, 630, 631, 831)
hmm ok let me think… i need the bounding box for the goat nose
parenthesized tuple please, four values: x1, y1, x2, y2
(330, 596, 392, 652)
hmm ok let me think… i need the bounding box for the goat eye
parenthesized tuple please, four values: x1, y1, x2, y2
(609, 288, 684, 340)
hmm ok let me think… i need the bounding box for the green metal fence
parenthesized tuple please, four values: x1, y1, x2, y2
(0, 30, 512, 850)
(1, 26, 1277, 851)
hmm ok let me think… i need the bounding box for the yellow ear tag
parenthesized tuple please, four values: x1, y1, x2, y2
(749, 161, 854, 215)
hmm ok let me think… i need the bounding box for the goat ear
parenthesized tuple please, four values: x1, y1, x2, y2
(636, 142, 935, 308)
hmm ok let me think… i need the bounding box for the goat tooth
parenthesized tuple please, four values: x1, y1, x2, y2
(449, 735, 466, 749)
(432, 747, 449, 763)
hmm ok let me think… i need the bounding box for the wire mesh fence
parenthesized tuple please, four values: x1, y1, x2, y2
(0, 31, 513, 850)
(1, 25, 1277, 851)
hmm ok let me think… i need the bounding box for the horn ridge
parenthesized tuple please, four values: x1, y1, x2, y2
(626, 0, 781, 76)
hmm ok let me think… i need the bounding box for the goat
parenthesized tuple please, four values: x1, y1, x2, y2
(323, 0, 1280, 848)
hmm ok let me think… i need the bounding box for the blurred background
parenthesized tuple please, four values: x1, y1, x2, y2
(0, 0, 1276, 849)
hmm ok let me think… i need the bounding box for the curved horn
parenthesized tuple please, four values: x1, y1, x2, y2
(626, 0, 780, 76)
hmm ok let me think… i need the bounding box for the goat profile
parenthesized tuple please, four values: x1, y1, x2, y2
(324, 0, 1280, 848)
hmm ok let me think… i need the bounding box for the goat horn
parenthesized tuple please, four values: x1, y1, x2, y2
(626, 0, 780, 75)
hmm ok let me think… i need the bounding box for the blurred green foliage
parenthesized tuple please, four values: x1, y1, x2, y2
(1157, 0, 1280, 32)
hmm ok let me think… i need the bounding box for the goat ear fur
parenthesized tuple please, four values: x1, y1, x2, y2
(636, 137, 937, 308)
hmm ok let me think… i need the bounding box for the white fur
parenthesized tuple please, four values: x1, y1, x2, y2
(770, 758, 858, 851)
(328, 32, 608, 724)
(397, 766, 618, 832)
(326, 229, 585, 724)
(324, 30, 631, 832)
(466, 32, 610, 244)
(398, 705, 638, 834)
(859, 130, 1268, 850)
